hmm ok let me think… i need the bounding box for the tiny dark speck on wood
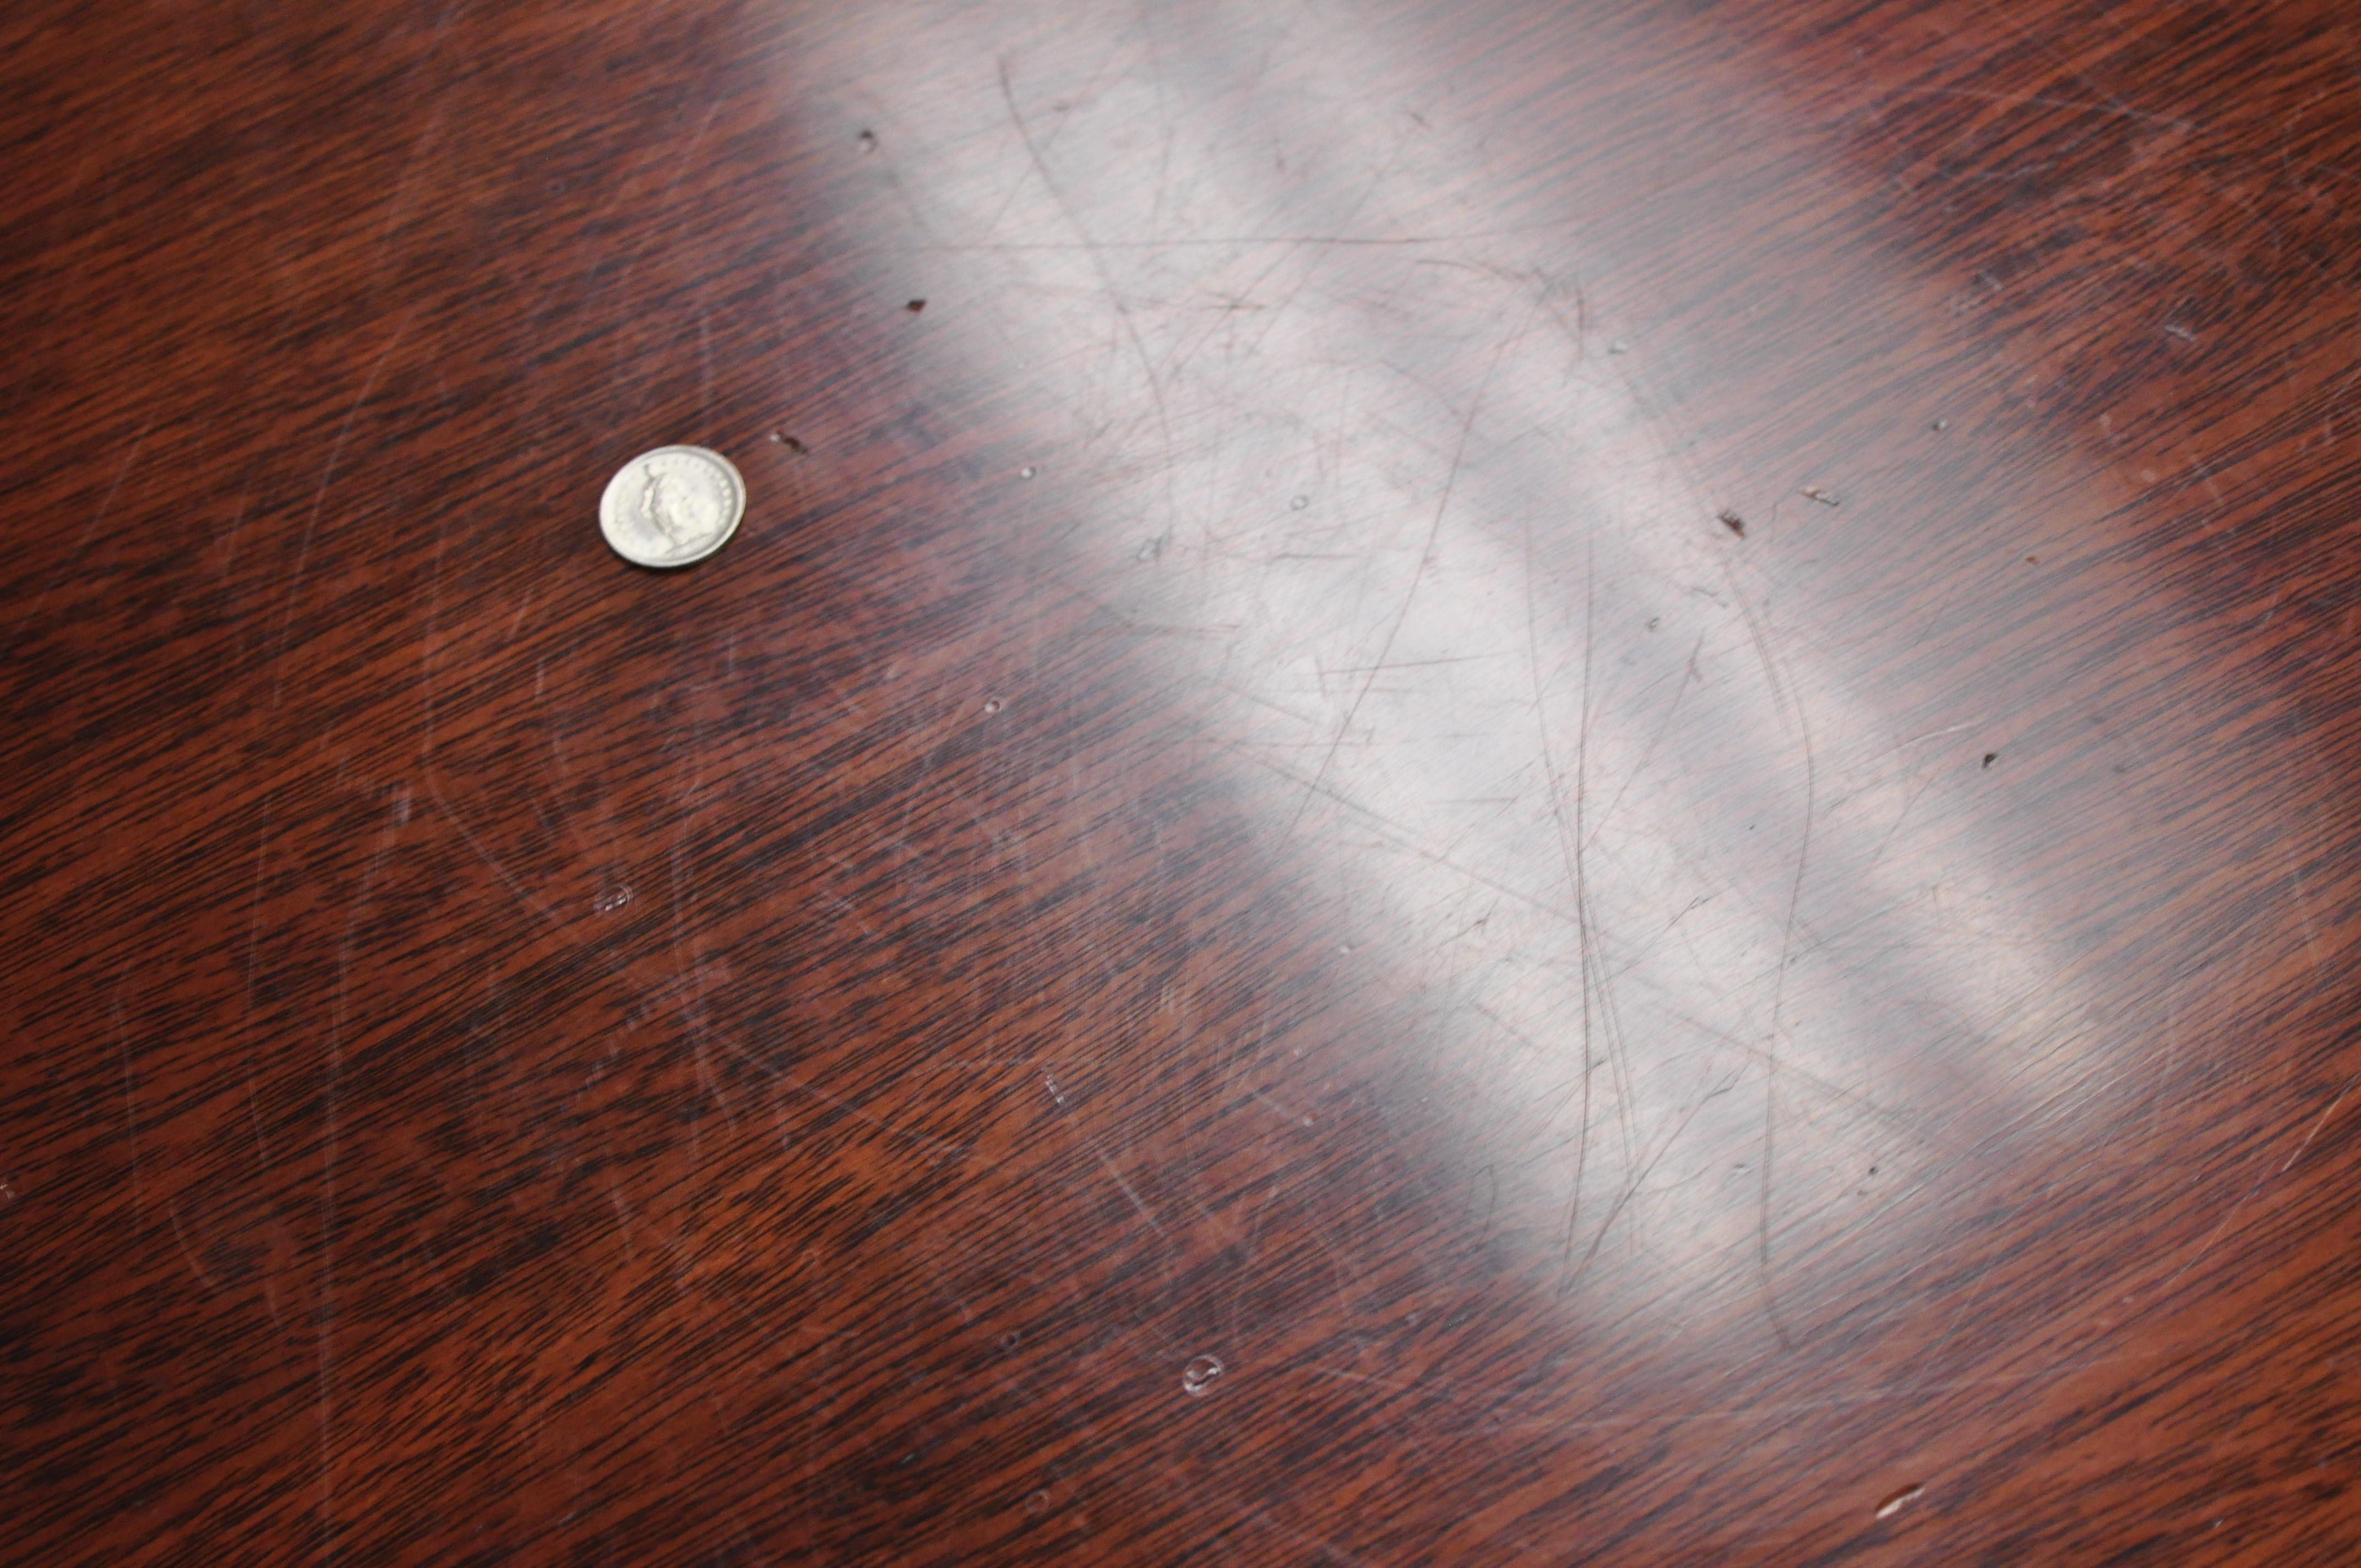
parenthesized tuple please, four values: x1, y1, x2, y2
(1718, 509, 1745, 537)
(906, 298, 927, 313)
(1982, 752, 1998, 769)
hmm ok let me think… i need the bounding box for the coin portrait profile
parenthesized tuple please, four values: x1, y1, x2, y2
(599, 445, 744, 567)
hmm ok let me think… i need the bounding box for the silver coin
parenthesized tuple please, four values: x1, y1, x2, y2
(598, 445, 744, 568)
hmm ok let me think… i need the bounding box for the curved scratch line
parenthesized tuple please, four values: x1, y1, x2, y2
(1727, 562, 1814, 1351)
(1285, 298, 1538, 839)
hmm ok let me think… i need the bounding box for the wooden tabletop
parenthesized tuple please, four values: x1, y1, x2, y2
(9, 0, 2361, 1561)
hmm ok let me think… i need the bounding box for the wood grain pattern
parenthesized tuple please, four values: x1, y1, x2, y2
(9, 0, 2361, 1561)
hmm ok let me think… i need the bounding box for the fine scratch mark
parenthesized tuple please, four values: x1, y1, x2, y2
(407, 482, 584, 938)
(1891, 84, 2191, 130)
(1527, 519, 1598, 1271)
(1728, 565, 1815, 1351)
(971, 35, 1125, 243)
(664, 100, 723, 197)
(1955, 0, 2185, 129)
(1224, 744, 1586, 933)
(1225, 1182, 1279, 1345)
(1087, 1141, 1172, 1243)
(2156, 1066, 2361, 1300)
(1584, 635, 1705, 857)
(608, 1172, 636, 1265)
(315, 870, 377, 1568)
(2287, 846, 2326, 982)
(1562, 1071, 1742, 1292)
(247, 1067, 274, 1170)
(1231, 1501, 1384, 1568)
(115, 997, 140, 1250)
(2281, 1073, 2360, 1177)
(7, 421, 154, 656)
(1305, 1347, 2148, 1434)
(426, 782, 575, 937)
(168, 1200, 221, 1293)
(369, 105, 448, 275)
(913, 220, 1585, 253)
(1139, 2, 1173, 238)
(999, 58, 1182, 554)
(726, 1042, 989, 1166)
(272, 309, 416, 708)
(672, 794, 738, 1132)
(1285, 301, 1537, 839)
(697, 304, 714, 429)
(1896, 717, 1985, 749)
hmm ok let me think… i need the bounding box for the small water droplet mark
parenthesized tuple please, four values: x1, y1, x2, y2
(1931, 417, 1951, 432)
(1180, 1354, 1225, 1396)
(1026, 1489, 1051, 1516)
(1019, 465, 1037, 480)
(769, 431, 808, 454)
(857, 128, 879, 152)
(1043, 1071, 1067, 1107)
(1290, 494, 1309, 510)
(0, 1175, 16, 1204)
(983, 696, 1004, 715)
(1002, 1330, 1022, 1350)
(1799, 485, 1842, 507)
(1875, 1483, 1924, 1520)
(594, 885, 633, 914)
(1607, 339, 1630, 355)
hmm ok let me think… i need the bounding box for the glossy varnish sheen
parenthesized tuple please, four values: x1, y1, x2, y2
(8, 0, 2361, 1562)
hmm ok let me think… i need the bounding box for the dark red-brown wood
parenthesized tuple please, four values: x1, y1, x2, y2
(10, 0, 2361, 1561)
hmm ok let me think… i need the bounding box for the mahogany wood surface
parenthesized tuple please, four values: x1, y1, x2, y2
(9, 0, 2361, 1561)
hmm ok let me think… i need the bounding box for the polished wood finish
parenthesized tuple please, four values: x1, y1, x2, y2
(10, 0, 2361, 1561)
